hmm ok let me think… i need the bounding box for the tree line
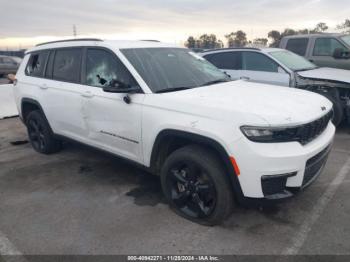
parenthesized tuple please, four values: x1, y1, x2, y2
(185, 19, 350, 49)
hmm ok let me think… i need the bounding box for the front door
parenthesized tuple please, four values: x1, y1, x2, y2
(309, 37, 350, 70)
(240, 51, 290, 87)
(81, 48, 144, 163)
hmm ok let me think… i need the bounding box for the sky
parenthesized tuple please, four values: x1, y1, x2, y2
(0, 0, 349, 49)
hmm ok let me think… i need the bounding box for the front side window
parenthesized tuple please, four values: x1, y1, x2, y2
(25, 51, 49, 77)
(242, 52, 279, 72)
(85, 49, 138, 88)
(313, 38, 347, 56)
(53, 48, 82, 82)
(286, 38, 309, 56)
(203, 52, 242, 70)
(269, 50, 316, 71)
(121, 48, 229, 93)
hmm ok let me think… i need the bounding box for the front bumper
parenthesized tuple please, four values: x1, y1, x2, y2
(228, 122, 336, 199)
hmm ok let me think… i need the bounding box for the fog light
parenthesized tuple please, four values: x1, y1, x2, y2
(261, 172, 297, 196)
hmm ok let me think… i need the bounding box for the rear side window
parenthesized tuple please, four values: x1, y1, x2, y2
(286, 38, 309, 56)
(53, 48, 82, 83)
(242, 52, 279, 72)
(25, 51, 49, 77)
(313, 38, 347, 56)
(203, 52, 242, 70)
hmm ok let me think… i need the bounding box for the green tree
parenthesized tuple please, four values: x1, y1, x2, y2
(253, 38, 268, 46)
(185, 34, 224, 49)
(225, 30, 247, 47)
(311, 22, 328, 33)
(337, 19, 350, 34)
(268, 30, 281, 47)
(185, 36, 196, 48)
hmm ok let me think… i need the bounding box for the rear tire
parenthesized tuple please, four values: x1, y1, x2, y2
(160, 145, 234, 226)
(26, 110, 62, 154)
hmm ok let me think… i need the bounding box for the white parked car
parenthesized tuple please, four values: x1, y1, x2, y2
(13, 39, 335, 225)
(201, 48, 350, 126)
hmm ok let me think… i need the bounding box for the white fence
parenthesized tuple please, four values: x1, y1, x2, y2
(0, 84, 18, 119)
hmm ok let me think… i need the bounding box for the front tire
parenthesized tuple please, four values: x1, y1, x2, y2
(26, 110, 62, 154)
(160, 145, 234, 226)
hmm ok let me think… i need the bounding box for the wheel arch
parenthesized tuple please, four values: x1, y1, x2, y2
(21, 98, 50, 127)
(149, 129, 244, 201)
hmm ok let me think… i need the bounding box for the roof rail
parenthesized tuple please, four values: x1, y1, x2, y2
(36, 38, 103, 47)
(201, 47, 261, 53)
(140, 39, 160, 42)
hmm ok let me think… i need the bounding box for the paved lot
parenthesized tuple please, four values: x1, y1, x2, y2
(0, 117, 349, 255)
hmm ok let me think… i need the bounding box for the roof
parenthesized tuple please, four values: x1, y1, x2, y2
(201, 47, 261, 53)
(26, 39, 180, 54)
(282, 33, 344, 39)
(200, 47, 287, 55)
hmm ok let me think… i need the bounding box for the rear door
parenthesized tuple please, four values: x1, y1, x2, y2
(81, 48, 144, 162)
(240, 51, 290, 86)
(202, 51, 243, 80)
(309, 37, 350, 69)
(40, 48, 89, 140)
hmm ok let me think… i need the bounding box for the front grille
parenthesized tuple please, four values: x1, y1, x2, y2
(296, 110, 333, 145)
(303, 145, 331, 187)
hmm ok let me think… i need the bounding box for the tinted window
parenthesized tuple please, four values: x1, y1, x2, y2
(53, 48, 82, 82)
(85, 49, 138, 88)
(204, 52, 242, 70)
(313, 38, 346, 56)
(25, 51, 49, 77)
(242, 52, 279, 72)
(286, 38, 309, 56)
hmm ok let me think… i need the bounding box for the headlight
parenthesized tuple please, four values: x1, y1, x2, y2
(240, 126, 298, 143)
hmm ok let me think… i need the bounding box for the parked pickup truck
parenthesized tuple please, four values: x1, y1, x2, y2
(13, 39, 335, 225)
(279, 33, 350, 70)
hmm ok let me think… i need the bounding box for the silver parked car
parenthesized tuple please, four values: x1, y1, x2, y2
(0, 55, 21, 77)
(279, 33, 350, 70)
(201, 48, 350, 126)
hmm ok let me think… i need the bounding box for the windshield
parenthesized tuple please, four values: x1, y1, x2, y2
(340, 35, 350, 47)
(121, 48, 229, 93)
(268, 50, 317, 71)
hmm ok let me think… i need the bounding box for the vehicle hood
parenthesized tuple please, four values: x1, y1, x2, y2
(155, 80, 332, 127)
(297, 67, 350, 84)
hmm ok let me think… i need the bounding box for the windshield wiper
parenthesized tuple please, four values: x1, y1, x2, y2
(200, 78, 230, 87)
(155, 86, 195, 93)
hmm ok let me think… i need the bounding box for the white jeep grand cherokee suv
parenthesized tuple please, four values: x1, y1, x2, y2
(13, 39, 335, 225)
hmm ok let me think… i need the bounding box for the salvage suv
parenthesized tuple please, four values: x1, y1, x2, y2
(13, 39, 335, 225)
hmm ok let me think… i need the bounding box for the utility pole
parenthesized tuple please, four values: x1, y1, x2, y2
(73, 24, 77, 38)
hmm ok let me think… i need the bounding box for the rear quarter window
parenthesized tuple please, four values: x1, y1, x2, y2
(286, 38, 309, 56)
(53, 48, 82, 83)
(25, 51, 49, 77)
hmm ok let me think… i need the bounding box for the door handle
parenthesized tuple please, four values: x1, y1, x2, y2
(81, 91, 94, 98)
(39, 84, 48, 90)
(240, 76, 250, 80)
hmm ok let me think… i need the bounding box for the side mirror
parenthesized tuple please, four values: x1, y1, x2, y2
(333, 48, 350, 59)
